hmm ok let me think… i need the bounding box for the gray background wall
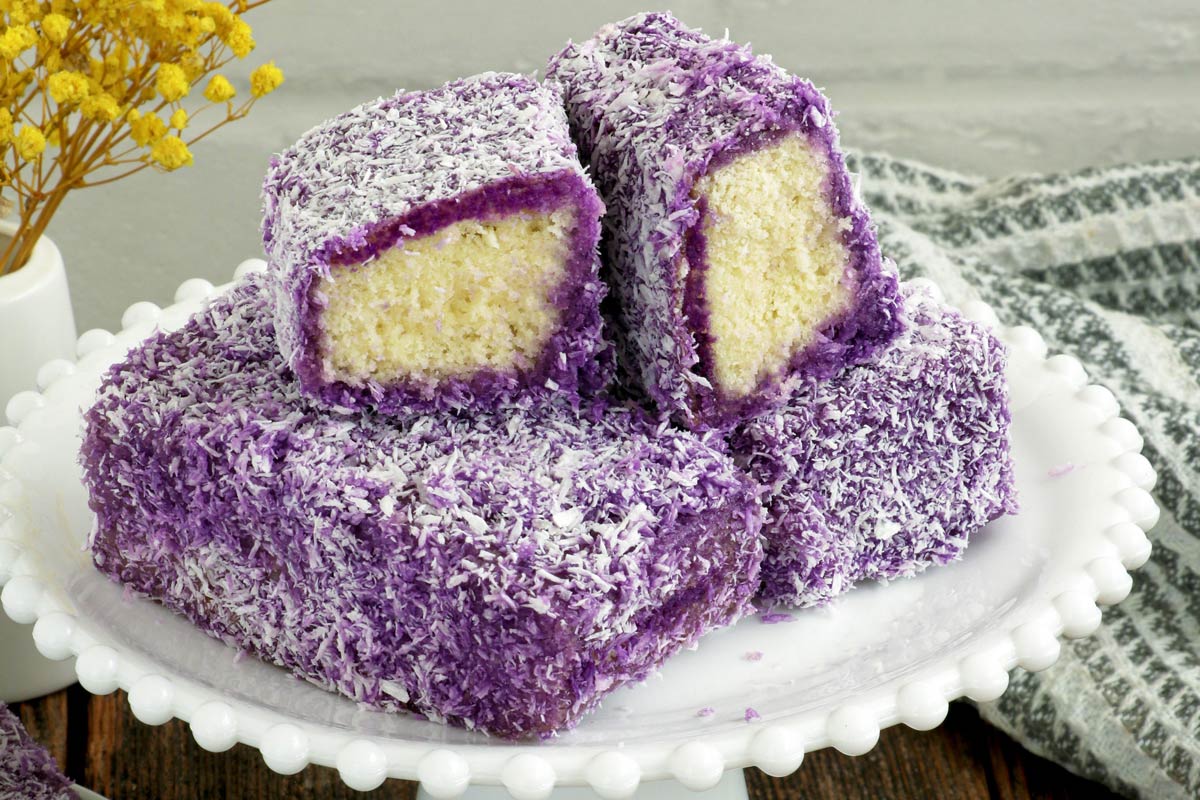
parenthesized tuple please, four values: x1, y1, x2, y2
(44, 0, 1200, 331)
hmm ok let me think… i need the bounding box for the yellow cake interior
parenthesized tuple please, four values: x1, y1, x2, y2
(690, 135, 853, 398)
(319, 210, 573, 384)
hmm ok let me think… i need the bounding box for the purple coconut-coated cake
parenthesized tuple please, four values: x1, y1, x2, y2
(547, 13, 903, 429)
(0, 704, 74, 800)
(262, 71, 611, 416)
(81, 276, 763, 738)
(730, 284, 1017, 607)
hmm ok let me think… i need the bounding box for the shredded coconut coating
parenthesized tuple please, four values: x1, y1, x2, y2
(730, 285, 1017, 607)
(81, 276, 763, 738)
(261, 72, 611, 415)
(0, 704, 74, 800)
(547, 13, 902, 428)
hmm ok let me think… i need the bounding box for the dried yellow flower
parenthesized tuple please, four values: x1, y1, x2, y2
(88, 55, 104, 84)
(185, 14, 216, 44)
(80, 93, 120, 122)
(149, 134, 193, 170)
(47, 70, 90, 105)
(204, 2, 235, 36)
(250, 61, 283, 98)
(179, 51, 205, 83)
(103, 43, 130, 87)
(169, 108, 187, 129)
(203, 74, 235, 103)
(0, 24, 38, 60)
(0, 109, 12, 145)
(128, 109, 166, 146)
(40, 13, 71, 44)
(16, 125, 46, 160)
(3, 66, 34, 98)
(154, 62, 189, 102)
(226, 17, 254, 58)
(8, 0, 44, 25)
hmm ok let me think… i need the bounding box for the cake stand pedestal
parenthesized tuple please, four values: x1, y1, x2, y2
(417, 770, 748, 800)
(0, 266, 1158, 798)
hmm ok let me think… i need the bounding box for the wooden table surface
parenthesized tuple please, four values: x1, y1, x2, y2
(12, 687, 1122, 799)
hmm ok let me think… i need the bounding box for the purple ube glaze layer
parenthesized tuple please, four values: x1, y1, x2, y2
(730, 284, 1017, 607)
(0, 704, 74, 800)
(262, 72, 611, 415)
(81, 276, 763, 738)
(547, 13, 902, 429)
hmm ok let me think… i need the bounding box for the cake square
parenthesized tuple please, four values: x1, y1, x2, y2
(262, 72, 610, 415)
(548, 13, 903, 428)
(731, 284, 1017, 607)
(82, 276, 763, 738)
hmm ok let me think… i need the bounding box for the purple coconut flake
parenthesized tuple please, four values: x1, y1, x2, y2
(760, 612, 795, 625)
(731, 283, 1018, 608)
(547, 13, 903, 428)
(81, 275, 764, 739)
(1047, 462, 1077, 478)
(0, 704, 74, 800)
(261, 72, 612, 415)
(744, 707, 761, 722)
(697, 707, 716, 718)
(744, 651, 764, 662)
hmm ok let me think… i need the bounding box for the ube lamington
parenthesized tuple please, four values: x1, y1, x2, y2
(0, 704, 74, 800)
(547, 13, 902, 428)
(730, 285, 1016, 607)
(81, 276, 763, 738)
(262, 72, 610, 415)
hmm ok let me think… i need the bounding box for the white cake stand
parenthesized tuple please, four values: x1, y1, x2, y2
(0, 261, 1158, 799)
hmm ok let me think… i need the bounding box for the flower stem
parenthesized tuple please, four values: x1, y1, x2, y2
(1, 189, 66, 276)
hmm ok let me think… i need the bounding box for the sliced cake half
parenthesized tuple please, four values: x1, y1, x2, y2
(548, 13, 903, 427)
(262, 72, 610, 414)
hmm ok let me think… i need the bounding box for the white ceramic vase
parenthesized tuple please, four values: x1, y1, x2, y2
(0, 219, 80, 702)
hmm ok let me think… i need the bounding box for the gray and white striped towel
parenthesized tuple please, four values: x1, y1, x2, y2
(850, 152, 1200, 799)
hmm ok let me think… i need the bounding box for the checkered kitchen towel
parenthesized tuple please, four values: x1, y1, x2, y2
(849, 152, 1200, 799)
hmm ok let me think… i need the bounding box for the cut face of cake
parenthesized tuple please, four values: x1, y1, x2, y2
(321, 210, 576, 386)
(82, 276, 763, 739)
(262, 72, 610, 415)
(547, 13, 903, 428)
(0, 704, 75, 800)
(730, 284, 1017, 607)
(693, 136, 853, 399)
